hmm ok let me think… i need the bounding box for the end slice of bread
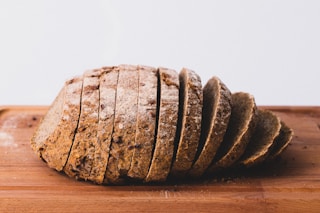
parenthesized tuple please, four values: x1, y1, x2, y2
(31, 76, 83, 171)
(267, 121, 293, 161)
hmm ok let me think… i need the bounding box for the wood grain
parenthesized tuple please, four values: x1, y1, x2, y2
(0, 106, 319, 213)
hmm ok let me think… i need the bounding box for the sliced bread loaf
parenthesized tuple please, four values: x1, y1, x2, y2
(30, 76, 83, 171)
(206, 92, 257, 173)
(170, 68, 203, 178)
(237, 109, 281, 167)
(105, 65, 139, 184)
(188, 76, 232, 178)
(127, 65, 158, 180)
(64, 69, 101, 180)
(145, 67, 179, 182)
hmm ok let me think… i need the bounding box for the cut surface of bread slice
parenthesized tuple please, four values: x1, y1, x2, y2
(127, 65, 158, 180)
(64, 69, 101, 180)
(206, 92, 257, 173)
(145, 67, 179, 182)
(31, 76, 83, 171)
(170, 68, 203, 178)
(105, 65, 139, 184)
(85, 67, 118, 184)
(188, 76, 232, 178)
(238, 109, 281, 167)
(267, 121, 293, 161)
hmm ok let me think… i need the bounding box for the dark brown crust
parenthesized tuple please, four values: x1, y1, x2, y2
(170, 68, 203, 178)
(127, 65, 158, 180)
(63, 69, 101, 180)
(267, 121, 293, 161)
(104, 65, 139, 184)
(31, 76, 83, 171)
(188, 77, 232, 178)
(145, 67, 179, 182)
(238, 109, 281, 167)
(206, 92, 257, 173)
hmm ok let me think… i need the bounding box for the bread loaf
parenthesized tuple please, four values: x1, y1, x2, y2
(31, 64, 293, 185)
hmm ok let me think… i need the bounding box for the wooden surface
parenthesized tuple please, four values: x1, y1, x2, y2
(0, 106, 319, 213)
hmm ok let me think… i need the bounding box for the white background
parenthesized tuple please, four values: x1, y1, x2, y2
(0, 0, 319, 106)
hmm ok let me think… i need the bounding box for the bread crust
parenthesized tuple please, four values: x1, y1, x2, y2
(145, 67, 179, 182)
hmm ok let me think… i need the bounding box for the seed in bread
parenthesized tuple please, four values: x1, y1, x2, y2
(188, 77, 232, 178)
(30, 76, 83, 171)
(170, 68, 203, 178)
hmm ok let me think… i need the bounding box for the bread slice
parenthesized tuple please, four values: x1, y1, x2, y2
(267, 121, 293, 161)
(105, 65, 139, 184)
(237, 109, 281, 167)
(188, 76, 232, 178)
(30, 76, 83, 171)
(206, 92, 257, 173)
(78, 66, 117, 184)
(170, 68, 203, 178)
(127, 65, 158, 180)
(145, 67, 179, 182)
(64, 69, 101, 180)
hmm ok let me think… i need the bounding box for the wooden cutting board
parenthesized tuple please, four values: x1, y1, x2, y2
(0, 106, 319, 213)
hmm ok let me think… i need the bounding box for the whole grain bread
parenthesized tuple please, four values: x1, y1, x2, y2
(206, 92, 257, 173)
(30, 76, 83, 171)
(145, 67, 179, 182)
(104, 65, 139, 184)
(64, 69, 101, 181)
(188, 76, 232, 178)
(127, 65, 158, 180)
(238, 109, 281, 167)
(31, 64, 294, 185)
(170, 68, 203, 178)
